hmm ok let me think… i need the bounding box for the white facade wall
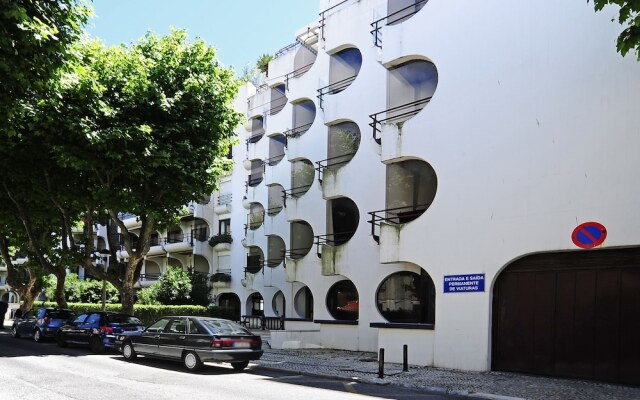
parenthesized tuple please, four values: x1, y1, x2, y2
(210, 0, 640, 373)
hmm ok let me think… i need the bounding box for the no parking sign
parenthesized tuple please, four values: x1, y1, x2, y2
(571, 222, 607, 249)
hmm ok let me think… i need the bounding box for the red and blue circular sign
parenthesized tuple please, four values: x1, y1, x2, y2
(571, 222, 607, 249)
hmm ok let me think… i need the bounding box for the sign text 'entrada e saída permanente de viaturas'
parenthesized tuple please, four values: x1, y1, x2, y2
(443, 274, 485, 293)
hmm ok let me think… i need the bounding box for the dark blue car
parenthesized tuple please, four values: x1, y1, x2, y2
(56, 311, 146, 353)
(12, 308, 76, 342)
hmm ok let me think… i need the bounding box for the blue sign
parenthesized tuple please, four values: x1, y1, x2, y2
(444, 274, 485, 293)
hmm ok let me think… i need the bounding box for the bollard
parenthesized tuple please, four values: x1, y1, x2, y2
(403, 344, 408, 371)
(378, 348, 385, 378)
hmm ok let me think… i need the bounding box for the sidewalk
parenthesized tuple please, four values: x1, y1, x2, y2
(250, 331, 640, 400)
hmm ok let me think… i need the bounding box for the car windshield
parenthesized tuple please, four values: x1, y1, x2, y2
(49, 310, 74, 319)
(200, 319, 251, 335)
(108, 314, 143, 325)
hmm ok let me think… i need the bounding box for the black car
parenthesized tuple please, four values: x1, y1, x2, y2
(12, 308, 76, 342)
(57, 311, 146, 353)
(116, 316, 263, 372)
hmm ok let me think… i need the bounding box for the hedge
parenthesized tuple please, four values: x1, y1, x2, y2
(35, 302, 238, 326)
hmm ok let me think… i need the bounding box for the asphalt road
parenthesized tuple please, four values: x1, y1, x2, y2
(0, 329, 447, 400)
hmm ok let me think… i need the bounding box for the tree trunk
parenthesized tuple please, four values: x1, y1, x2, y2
(120, 257, 143, 315)
(53, 269, 68, 308)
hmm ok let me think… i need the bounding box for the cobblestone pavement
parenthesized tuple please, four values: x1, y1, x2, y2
(254, 348, 640, 400)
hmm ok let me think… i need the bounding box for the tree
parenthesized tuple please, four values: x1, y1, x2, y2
(256, 53, 273, 76)
(54, 29, 242, 314)
(592, 0, 640, 60)
(155, 266, 192, 305)
(0, 0, 90, 136)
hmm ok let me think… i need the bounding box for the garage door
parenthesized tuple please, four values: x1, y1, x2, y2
(492, 247, 640, 385)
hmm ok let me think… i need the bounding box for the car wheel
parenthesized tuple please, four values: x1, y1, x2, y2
(12, 326, 20, 338)
(122, 342, 137, 361)
(231, 361, 249, 371)
(56, 333, 67, 348)
(90, 336, 105, 353)
(183, 351, 202, 372)
(33, 329, 42, 343)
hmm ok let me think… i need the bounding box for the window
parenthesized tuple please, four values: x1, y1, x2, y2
(326, 280, 359, 321)
(219, 219, 231, 234)
(188, 318, 202, 334)
(147, 318, 171, 333)
(86, 313, 102, 325)
(376, 271, 435, 324)
(167, 319, 186, 334)
(73, 314, 88, 324)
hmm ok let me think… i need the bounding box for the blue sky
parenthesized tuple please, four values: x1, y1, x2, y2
(86, 0, 320, 72)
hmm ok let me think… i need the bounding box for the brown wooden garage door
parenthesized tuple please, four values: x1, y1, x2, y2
(492, 247, 640, 385)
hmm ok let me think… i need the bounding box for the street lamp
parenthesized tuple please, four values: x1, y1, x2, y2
(99, 249, 110, 311)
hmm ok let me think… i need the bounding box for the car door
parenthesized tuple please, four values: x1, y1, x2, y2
(134, 318, 170, 355)
(157, 318, 188, 359)
(17, 310, 37, 336)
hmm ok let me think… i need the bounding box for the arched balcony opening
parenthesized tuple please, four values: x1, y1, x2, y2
(369, 159, 437, 242)
(267, 184, 285, 216)
(370, 58, 438, 144)
(266, 235, 286, 268)
(246, 246, 264, 275)
(283, 159, 314, 204)
(318, 47, 362, 108)
(269, 84, 287, 115)
(316, 197, 359, 255)
(316, 121, 361, 182)
(266, 135, 286, 166)
(246, 202, 265, 232)
(285, 100, 316, 141)
(286, 221, 314, 260)
(294, 286, 314, 320)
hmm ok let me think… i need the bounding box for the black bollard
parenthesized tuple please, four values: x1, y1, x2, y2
(403, 344, 408, 371)
(378, 348, 385, 378)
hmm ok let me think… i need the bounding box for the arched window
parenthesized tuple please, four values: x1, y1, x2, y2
(326, 280, 359, 321)
(376, 270, 435, 323)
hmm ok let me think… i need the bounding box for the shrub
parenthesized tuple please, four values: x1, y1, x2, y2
(156, 266, 192, 305)
(44, 273, 119, 304)
(208, 233, 232, 247)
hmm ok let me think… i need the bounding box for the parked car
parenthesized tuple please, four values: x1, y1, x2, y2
(116, 316, 263, 372)
(12, 308, 76, 342)
(56, 311, 146, 353)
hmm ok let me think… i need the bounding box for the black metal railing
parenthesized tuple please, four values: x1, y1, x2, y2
(247, 175, 264, 187)
(370, 0, 429, 48)
(192, 228, 208, 242)
(139, 273, 161, 282)
(369, 97, 432, 144)
(317, 75, 357, 109)
(283, 123, 313, 143)
(264, 258, 284, 268)
(284, 247, 311, 260)
(246, 211, 265, 231)
(368, 204, 431, 243)
(285, 63, 315, 86)
(314, 152, 356, 183)
(319, 0, 354, 42)
(264, 154, 285, 166)
(282, 184, 312, 205)
(266, 206, 284, 216)
(241, 315, 284, 330)
(314, 231, 356, 256)
(247, 131, 265, 145)
(274, 40, 301, 59)
(267, 95, 287, 115)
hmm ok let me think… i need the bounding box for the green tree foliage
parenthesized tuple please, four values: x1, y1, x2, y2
(256, 53, 273, 75)
(138, 268, 211, 306)
(52, 29, 242, 313)
(0, 0, 90, 136)
(45, 273, 119, 304)
(592, 0, 640, 60)
(155, 266, 192, 305)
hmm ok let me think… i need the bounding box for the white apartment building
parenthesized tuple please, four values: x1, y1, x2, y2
(6, 0, 639, 386)
(201, 0, 640, 385)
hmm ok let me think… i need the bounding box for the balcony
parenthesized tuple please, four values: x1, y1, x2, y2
(137, 273, 161, 288)
(368, 204, 431, 244)
(214, 193, 232, 215)
(371, 0, 429, 48)
(369, 97, 432, 145)
(210, 270, 232, 288)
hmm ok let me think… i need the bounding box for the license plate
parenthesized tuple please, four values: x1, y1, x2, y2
(233, 341, 250, 348)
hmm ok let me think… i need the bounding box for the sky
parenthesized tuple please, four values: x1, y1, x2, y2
(86, 0, 320, 72)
